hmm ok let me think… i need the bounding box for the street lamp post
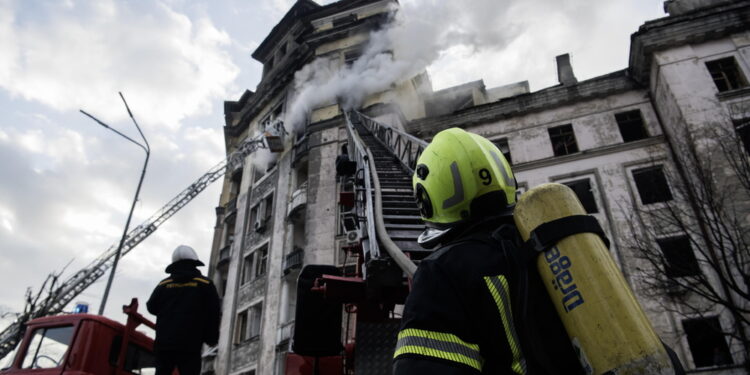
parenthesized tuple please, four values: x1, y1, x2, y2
(80, 92, 150, 316)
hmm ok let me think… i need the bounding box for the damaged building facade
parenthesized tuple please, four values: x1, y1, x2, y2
(206, 0, 750, 374)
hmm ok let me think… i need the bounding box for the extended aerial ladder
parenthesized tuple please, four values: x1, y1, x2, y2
(0, 120, 286, 361)
(288, 111, 430, 374)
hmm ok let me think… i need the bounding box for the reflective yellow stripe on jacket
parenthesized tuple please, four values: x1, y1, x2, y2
(393, 328, 484, 371)
(484, 275, 527, 375)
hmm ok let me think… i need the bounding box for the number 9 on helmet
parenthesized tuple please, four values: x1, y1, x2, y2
(413, 128, 516, 248)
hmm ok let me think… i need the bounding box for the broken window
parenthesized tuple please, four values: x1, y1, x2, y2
(656, 236, 701, 278)
(615, 110, 648, 142)
(493, 138, 512, 165)
(563, 178, 598, 213)
(632, 166, 673, 204)
(254, 244, 268, 278)
(235, 310, 248, 343)
(733, 119, 750, 155)
(705, 57, 748, 93)
(548, 124, 579, 156)
(683, 317, 733, 367)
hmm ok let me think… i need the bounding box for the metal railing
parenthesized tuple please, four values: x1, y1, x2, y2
(344, 111, 417, 278)
(343, 111, 381, 276)
(283, 248, 304, 274)
(356, 113, 428, 174)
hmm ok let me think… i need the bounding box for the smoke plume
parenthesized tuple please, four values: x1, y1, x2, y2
(283, 0, 522, 132)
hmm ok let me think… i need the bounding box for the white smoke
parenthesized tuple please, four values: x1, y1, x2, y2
(283, 0, 523, 131)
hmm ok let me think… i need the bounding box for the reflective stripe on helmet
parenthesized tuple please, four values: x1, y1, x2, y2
(394, 328, 483, 371)
(442, 162, 465, 209)
(490, 150, 514, 190)
(484, 275, 527, 375)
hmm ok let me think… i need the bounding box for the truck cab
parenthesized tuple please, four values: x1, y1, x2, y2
(1, 299, 157, 375)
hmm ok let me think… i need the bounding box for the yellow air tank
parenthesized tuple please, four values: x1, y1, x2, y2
(513, 183, 673, 375)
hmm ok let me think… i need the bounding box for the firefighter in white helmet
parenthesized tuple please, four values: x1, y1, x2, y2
(393, 128, 582, 374)
(147, 245, 221, 375)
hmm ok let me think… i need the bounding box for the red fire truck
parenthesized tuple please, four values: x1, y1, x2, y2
(1, 299, 158, 375)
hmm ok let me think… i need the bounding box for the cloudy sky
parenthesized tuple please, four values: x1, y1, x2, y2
(0, 0, 666, 347)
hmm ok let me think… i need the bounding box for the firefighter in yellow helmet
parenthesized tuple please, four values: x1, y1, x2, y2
(393, 128, 583, 374)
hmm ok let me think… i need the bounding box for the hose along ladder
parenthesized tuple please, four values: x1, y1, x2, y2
(333, 111, 432, 373)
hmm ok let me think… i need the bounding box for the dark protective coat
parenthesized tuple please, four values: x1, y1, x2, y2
(147, 260, 221, 353)
(393, 220, 583, 375)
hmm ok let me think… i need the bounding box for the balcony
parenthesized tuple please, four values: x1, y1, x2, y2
(287, 182, 307, 219)
(283, 248, 304, 275)
(277, 320, 295, 349)
(217, 245, 231, 268)
(224, 196, 238, 222)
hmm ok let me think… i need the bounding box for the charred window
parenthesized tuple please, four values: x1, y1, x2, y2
(615, 110, 648, 142)
(632, 166, 673, 204)
(683, 317, 733, 367)
(493, 138, 512, 165)
(706, 57, 748, 92)
(657, 236, 700, 278)
(563, 179, 598, 213)
(548, 124, 579, 156)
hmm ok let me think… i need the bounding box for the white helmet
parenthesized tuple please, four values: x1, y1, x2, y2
(172, 245, 204, 266)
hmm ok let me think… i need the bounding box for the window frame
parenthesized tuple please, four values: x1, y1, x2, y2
(631, 165, 673, 205)
(614, 109, 649, 142)
(561, 177, 600, 214)
(656, 235, 701, 278)
(682, 316, 733, 368)
(705, 56, 748, 93)
(548, 124, 579, 157)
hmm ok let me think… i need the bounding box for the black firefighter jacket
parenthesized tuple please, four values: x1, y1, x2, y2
(393, 221, 583, 375)
(147, 260, 221, 353)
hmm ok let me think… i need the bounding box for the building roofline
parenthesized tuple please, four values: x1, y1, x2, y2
(629, 0, 750, 85)
(252, 0, 321, 62)
(407, 69, 640, 138)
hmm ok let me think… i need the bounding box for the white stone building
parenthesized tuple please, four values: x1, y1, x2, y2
(206, 0, 750, 374)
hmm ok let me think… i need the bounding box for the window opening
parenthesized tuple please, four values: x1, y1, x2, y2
(255, 245, 269, 278)
(632, 166, 673, 204)
(705, 57, 748, 92)
(657, 236, 701, 278)
(733, 119, 750, 154)
(242, 253, 254, 284)
(249, 303, 263, 339)
(615, 110, 648, 142)
(548, 124, 579, 156)
(683, 317, 733, 367)
(236, 310, 249, 343)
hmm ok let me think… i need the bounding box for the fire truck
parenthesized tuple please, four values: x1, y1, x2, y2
(1, 299, 157, 375)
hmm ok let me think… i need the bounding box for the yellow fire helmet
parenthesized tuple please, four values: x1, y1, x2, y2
(413, 128, 516, 248)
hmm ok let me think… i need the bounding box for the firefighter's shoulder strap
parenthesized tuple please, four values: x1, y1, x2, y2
(522, 214, 610, 256)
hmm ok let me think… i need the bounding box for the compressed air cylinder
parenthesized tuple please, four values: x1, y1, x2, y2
(513, 183, 673, 375)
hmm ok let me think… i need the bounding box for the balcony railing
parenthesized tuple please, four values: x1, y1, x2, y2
(217, 245, 231, 267)
(224, 196, 238, 221)
(287, 181, 308, 219)
(277, 320, 295, 348)
(283, 248, 304, 275)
